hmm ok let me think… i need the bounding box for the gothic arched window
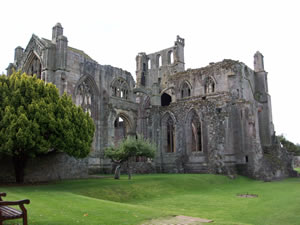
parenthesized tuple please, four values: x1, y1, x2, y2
(191, 117, 202, 152)
(186, 111, 202, 154)
(181, 81, 191, 98)
(114, 116, 127, 145)
(76, 81, 93, 115)
(166, 117, 175, 153)
(205, 77, 215, 94)
(111, 78, 129, 99)
(26, 54, 42, 79)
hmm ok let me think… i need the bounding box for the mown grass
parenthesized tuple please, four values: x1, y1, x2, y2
(1, 174, 300, 225)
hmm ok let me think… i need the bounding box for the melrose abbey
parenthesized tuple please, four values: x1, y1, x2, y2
(1, 23, 296, 182)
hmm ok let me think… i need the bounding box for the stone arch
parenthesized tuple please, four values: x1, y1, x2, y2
(156, 54, 162, 68)
(180, 80, 192, 98)
(113, 112, 133, 145)
(185, 109, 203, 154)
(162, 112, 176, 153)
(23, 51, 43, 79)
(168, 50, 174, 64)
(160, 86, 175, 106)
(74, 75, 100, 120)
(204, 76, 216, 94)
(111, 77, 130, 99)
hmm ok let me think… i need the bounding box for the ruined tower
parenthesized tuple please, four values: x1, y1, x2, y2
(136, 35, 185, 89)
(254, 51, 274, 146)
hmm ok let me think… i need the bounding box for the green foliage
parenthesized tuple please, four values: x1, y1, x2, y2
(0, 71, 95, 182)
(278, 134, 300, 156)
(2, 174, 300, 224)
(105, 136, 155, 163)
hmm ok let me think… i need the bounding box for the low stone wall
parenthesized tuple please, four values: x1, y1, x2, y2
(0, 153, 88, 183)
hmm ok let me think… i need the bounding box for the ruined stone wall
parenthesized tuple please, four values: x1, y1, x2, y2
(0, 153, 88, 183)
(293, 156, 300, 168)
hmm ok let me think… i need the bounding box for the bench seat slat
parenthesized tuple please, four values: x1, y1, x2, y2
(0, 206, 22, 219)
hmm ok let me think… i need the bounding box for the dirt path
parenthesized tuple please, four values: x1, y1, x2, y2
(141, 215, 213, 225)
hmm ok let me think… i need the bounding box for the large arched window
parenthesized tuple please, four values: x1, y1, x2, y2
(167, 117, 175, 153)
(191, 116, 202, 152)
(186, 110, 202, 153)
(26, 54, 42, 79)
(114, 114, 131, 145)
(205, 77, 215, 94)
(181, 81, 191, 98)
(76, 81, 93, 115)
(162, 114, 175, 153)
(111, 78, 129, 99)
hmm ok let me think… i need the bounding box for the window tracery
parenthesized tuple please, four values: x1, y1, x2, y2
(166, 117, 175, 153)
(111, 78, 129, 99)
(76, 81, 93, 115)
(205, 77, 215, 94)
(181, 81, 191, 98)
(191, 117, 202, 152)
(26, 55, 42, 79)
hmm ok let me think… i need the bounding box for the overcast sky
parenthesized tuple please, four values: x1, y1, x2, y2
(1, 0, 299, 144)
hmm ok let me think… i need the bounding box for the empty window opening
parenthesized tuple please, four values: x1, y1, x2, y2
(181, 82, 191, 98)
(167, 118, 175, 153)
(114, 116, 127, 145)
(157, 54, 162, 68)
(148, 59, 151, 70)
(245, 155, 249, 163)
(161, 93, 172, 106)
(27, 55, 42, 79)
(168, 50, 174, 64)
(75, 80, 93, 117)
(111, 78, 129, 99)
(143, 63, 146, 72)
(205, 77, 215, 94)
(141, 72, 146, 86)
(191, 118, 202, 152)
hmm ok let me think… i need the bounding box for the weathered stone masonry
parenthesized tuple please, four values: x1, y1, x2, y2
(1, 23, 295, 182)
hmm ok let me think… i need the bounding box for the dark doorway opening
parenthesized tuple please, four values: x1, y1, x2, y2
(161, 93, 172, 106)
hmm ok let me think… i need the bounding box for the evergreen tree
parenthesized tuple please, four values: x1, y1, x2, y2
(278, 135, 300, 156)
(0, 72, 95, 183)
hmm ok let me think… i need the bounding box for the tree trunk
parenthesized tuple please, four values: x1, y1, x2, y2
(127, 161, 131, 180)
(13, 155, 27, 184)
(114, 165, 121, 179)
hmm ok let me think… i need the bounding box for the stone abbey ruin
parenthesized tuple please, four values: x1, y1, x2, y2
(0, 23, 295, 182)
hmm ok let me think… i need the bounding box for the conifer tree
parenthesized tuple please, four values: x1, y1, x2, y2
(0, 72, 95, 183)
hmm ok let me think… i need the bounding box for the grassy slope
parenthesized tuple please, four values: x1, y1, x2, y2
(1, 174, 300, 225)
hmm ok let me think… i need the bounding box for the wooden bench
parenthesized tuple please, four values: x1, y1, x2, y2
(0, 192, 30, 225)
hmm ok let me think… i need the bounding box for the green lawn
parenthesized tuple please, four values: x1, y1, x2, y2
(1, 174, 300, 225)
